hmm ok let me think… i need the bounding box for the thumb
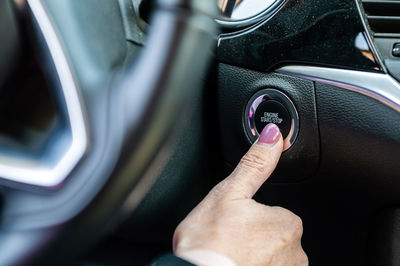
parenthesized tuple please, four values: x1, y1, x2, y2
(224, 123, 284, 199)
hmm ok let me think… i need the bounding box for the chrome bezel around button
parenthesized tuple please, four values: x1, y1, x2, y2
(244, 89, 299, 151)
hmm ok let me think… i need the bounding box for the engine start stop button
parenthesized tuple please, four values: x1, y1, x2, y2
(254, 100, 291, 138)
(244, 89, 299, 151)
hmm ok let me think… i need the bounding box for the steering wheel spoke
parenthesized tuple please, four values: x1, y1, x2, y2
(0, 0, 89, 188)
(0, 0, 217, 264)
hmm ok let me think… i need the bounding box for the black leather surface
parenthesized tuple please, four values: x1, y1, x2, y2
(217, 63, 320, 182)
(316, 82, 400, 186)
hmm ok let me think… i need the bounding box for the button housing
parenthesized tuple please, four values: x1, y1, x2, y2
(244, 89, 299, 151)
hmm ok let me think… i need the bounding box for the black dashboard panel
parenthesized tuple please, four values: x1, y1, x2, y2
(217, 0, 382, 72)
(215, 1, 400, 263)
(217, 63, 320, 182)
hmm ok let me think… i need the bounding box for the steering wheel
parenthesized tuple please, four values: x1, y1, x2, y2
(0, 0, 217, 264)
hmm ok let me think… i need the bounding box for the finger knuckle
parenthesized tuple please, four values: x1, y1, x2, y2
(287, 215, 303, 240)
(291, 213, 303, 231)
(240, 150, 267, 173)
(172, 227, 183, 251)
(272, 207, 303, 239)
(297, 250, 309, 265)
(271, 206, 293, 218)
(173, 223, 185, 242)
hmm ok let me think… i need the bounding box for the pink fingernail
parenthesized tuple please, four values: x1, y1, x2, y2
(259, 123, 280, 144)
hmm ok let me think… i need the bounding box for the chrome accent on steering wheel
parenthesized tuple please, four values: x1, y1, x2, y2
(277, 65, 400, 114)
(0, 0, 89, 187)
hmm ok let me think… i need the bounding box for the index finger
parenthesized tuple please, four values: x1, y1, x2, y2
(222, 123, 284, 199)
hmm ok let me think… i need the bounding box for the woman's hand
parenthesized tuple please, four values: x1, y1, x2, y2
(173, 123, 308, 266)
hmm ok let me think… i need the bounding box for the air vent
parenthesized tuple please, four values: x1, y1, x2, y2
(362, 0, 400, 37)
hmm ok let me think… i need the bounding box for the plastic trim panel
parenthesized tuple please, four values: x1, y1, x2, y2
(277, 65, 400, 113)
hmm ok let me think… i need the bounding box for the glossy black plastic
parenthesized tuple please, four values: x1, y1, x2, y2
(217, 0, 382, 72)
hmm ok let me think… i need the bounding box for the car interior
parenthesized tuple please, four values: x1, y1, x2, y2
(1, 0, 400, 265)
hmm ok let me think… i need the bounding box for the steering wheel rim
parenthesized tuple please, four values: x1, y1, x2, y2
(0, 0, 217, 265)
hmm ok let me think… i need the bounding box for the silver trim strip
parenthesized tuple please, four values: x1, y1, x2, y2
(0, 0, 89, 187)
(277, 65, 400, 113)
